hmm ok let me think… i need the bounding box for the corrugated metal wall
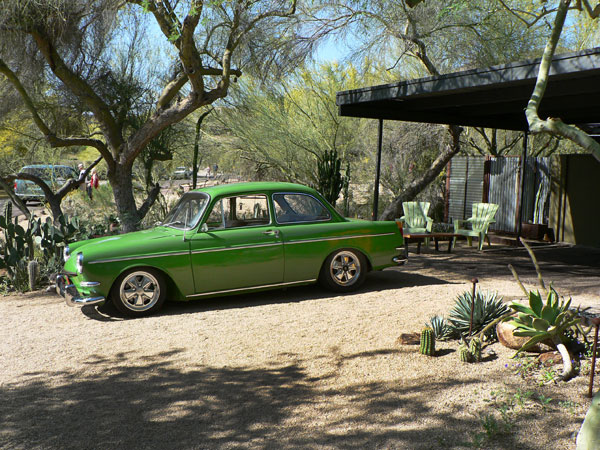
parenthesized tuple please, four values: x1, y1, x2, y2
(448, 156, 551, 234)
(488, 157, 519, 232)
(448, 156, 485, 221)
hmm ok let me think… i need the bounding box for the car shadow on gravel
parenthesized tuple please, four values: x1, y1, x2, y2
(85, 269, 458, 321)
(1, 348, 577, 449)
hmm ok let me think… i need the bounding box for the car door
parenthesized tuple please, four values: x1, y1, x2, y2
(272, 192, 339, 283)
(189, 193, 284, 295)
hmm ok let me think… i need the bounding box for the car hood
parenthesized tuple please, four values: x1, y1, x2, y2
(66, 227, 184, 262)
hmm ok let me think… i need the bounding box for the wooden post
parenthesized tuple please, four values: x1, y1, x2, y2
(373, 119, 383, 221)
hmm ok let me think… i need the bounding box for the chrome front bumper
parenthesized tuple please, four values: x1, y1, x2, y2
(55, 274, 105, 307)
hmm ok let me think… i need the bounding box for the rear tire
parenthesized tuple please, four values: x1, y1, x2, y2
(319, 249, 367, 292)
(110, 268, 166, 317)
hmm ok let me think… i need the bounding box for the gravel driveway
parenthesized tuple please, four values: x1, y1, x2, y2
(1, 244, 599, 449)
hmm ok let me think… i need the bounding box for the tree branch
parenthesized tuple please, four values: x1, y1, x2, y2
(0, 178, 31, 219)
(525, 0, 600, 162)
(30, 30, 123, 152)
(0, 57, 112, 160)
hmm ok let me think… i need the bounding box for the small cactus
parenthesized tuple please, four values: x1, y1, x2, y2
(419, 327, 436, 356)
(459, 340, 472, 363)
(469, 337, 482, 362)
(28, 260, 39, 291)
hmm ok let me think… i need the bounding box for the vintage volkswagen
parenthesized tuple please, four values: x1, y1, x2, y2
(56, 182, 405, 317)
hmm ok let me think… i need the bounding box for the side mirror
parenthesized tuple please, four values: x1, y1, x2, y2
(200, 223, 208, 232)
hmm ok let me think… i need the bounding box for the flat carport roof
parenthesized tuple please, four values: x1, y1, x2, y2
(336, 47, 600, 137)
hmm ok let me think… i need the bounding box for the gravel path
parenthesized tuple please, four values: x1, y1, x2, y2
(1, 244, 599, 449)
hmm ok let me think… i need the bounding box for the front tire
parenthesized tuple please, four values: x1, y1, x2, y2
(110, 268, 166, 317)
(319, 249, 367, 292)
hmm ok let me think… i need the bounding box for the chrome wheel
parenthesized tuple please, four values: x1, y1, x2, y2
(119, 271, 161, 312)
(329, 251, 362, 287)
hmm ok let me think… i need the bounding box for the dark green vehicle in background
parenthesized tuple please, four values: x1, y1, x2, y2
(56, 182, 405, 317)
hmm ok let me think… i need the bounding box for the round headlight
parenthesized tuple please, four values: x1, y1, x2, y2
(63, 245, 70, 263)
(76, 253, 84, 274)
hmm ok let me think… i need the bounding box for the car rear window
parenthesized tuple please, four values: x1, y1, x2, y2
(273, 193, 331, 223)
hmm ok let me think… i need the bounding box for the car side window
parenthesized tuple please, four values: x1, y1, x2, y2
(205, 195, 270, 230)
(273, 193, 331, 223)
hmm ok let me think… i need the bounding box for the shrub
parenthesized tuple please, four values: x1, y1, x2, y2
(426, 315, 453, 341)
(448, 290, 509, 339)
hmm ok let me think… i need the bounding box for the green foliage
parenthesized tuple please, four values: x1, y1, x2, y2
(426, 315, 453, 341)
(419, 326, 436, 356)
(507, 288, 580, 353)
(0, 199, 111, 292)
(448, 290, 509, 339)
(0, 212, 38, 281)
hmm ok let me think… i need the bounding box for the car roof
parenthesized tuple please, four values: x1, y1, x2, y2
(21, 164, 73, 169)
(192, 182, 321, 197)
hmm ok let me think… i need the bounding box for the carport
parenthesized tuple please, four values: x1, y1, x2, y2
(336, 47, 600, 242)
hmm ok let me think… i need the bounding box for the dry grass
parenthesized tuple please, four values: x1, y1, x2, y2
(1, 244, 599, 449)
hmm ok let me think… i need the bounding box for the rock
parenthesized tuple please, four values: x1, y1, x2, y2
(496, 321, 552, 353)
(538, 351, 561, 367)
(397, 333, 420, 345)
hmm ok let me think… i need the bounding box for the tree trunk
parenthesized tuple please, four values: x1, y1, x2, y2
(109, 165, 140, 233)
(380, 125, 463, 220)
(46, 195, 64, 224)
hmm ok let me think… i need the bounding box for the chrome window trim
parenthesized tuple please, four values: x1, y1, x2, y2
(186, 279, 316, 298)
(161, 192, 211, 231)
(204, 193, 273, 231)
(272, 192, 332, 224)
(285, 232, 396, 245)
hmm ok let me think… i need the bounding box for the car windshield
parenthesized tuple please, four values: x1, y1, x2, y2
(160, 192, 209, 230)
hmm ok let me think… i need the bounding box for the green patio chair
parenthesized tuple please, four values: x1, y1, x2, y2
(453, 203, 499, 251)
(397, 202, 433, 245)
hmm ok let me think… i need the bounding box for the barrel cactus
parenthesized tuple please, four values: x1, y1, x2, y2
(419, 327, 436, 356)
(469, 337, 482, 362)
(458, 339, 472, 362)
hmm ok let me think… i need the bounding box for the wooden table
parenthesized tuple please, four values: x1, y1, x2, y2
(403, 232, 460, 255)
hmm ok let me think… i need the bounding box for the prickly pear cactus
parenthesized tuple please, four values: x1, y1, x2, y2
(28, 260, 39, 291)
(469, 337, 482, 362)
(459, 341, 472, 363)
(419, 327, 436, 356)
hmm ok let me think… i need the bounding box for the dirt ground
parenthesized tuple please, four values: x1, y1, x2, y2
(1, 242, 599, 449)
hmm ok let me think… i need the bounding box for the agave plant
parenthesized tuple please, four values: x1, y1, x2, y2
(426, 315, 453, 341)
(448, 290, 509, 339)
(508, 288, 580, 380)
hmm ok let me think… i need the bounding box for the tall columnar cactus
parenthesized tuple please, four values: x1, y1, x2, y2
(4, 200, 12, 221)
(469, 337, 482, 362)
(28, 260, 39, 291)
(419, 327, 436, 356)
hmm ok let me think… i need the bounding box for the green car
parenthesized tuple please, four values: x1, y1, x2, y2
(56, 182, 405, 317)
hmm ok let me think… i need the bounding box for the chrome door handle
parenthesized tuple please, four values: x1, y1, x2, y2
(262, 230, 280, 237)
